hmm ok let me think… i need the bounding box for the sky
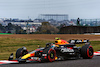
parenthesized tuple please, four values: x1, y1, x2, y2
(0, 0, 100, 20)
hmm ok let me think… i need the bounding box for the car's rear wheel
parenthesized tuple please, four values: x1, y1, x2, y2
(81, 45, 94, 59)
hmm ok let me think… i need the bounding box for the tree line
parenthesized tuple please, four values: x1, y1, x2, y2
(0, 23, 26, 34)
(36, 22, 59, 34)
(0, 22, 59, 34)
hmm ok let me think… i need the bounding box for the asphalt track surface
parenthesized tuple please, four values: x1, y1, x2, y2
(1, 56, 100, 67)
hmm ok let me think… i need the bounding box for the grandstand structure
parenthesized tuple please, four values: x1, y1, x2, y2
(38, 14, 68, 21)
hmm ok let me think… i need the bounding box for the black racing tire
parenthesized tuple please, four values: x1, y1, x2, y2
(16, 48, 28, 58)
(41, 48, 56, 62)
(47, 48, 56, 62)
(81, 45, 94, 59)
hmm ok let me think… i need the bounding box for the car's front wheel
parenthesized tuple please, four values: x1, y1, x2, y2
(16, 47, 28, 59)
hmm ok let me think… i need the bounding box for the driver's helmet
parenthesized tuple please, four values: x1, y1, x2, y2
(55, 37, 69, 45)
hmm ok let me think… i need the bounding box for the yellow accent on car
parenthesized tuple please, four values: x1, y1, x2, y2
(21, 54, 31, 59)
(55, 45, 59, 47)
(55, 57, 58, 60)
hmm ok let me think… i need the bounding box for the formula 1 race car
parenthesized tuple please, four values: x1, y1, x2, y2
(8, 38, 94, 63)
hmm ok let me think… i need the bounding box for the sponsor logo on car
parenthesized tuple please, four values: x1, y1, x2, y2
(61, 48, 74, 52)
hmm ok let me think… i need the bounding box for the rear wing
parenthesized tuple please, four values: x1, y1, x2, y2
(68, 39, 89, 44)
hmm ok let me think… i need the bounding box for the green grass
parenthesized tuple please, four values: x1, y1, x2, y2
(0, 37, 100, 60)
(90, 41, 100, 51)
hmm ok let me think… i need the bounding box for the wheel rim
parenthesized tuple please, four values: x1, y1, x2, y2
(50, 51, 54, 59)
(89, 47, 93, 56)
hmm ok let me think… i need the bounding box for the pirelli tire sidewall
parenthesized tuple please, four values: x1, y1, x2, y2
(47, 48, 56, 62)
(81, 44, 94, 59)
